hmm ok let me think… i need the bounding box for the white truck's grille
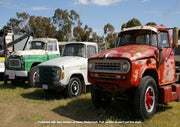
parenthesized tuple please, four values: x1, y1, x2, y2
(9, 59, 21, 68)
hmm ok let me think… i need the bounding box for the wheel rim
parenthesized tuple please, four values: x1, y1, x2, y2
(145, 86, 155, 113)
(70, 80, 80, 96)
(33, 71, 37, 83)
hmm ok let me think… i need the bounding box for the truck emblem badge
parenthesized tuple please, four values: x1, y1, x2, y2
(103, 53, 110, 59)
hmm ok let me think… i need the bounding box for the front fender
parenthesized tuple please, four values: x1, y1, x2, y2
(61, 67, 88, 86)
(131, 58, 157, 86)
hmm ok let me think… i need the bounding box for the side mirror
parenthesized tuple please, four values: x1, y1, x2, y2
(173, 27, 179, 48)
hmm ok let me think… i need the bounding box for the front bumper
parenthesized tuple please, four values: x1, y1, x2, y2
(35, 81, 65, 92)
(5, 69, 28, 77)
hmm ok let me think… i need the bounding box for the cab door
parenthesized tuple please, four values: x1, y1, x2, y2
(158, 31, 175, 85)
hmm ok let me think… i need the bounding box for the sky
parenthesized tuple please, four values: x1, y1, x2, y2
(0, 0, 180, 35)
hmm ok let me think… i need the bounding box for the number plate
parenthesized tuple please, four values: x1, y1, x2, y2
(42, 85, 48, 90)
(9, 73, 15, 79)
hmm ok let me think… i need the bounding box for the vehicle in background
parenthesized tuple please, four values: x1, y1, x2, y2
(0, 27, 33, 81)
(5, 38, 60, 87)
(0, 29, 13, 79)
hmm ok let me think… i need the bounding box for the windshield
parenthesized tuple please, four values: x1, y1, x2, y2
(62, 44, 85, 57)
(117, 30, 157, 47)
(29, 41, 46, 50)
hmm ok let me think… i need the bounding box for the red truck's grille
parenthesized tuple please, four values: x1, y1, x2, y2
(95, 62, 121, 71)
(89, 59, 130, 74)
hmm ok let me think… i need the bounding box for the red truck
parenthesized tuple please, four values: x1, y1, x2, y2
(88, 25, 180, 119)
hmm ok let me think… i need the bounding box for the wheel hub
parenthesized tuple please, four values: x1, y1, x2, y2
(145, 86, 155, 112)
(71, 81, 79, 95)
(33, 72, 37, 82)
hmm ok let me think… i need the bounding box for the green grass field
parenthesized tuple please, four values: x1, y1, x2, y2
(0, 81, 180, 127)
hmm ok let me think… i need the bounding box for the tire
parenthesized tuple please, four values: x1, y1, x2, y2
(134, 76, 158, 120)
(91, 87, 112, 109)
(29, 66, 38, 88)
(11, 79, 25, 85)
(67, 77, 82, 97)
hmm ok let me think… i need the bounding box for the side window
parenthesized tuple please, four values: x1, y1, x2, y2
(87, 45, 96, 58)
(47, 41, 57, 51)
(158, 32, 170, 48)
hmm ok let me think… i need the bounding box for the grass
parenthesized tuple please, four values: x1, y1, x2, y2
(0, 81, 180, 127)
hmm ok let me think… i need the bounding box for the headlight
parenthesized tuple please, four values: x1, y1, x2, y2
(121, 61, 130, 72)
(55, 68, 61, 81)
(53, 67, 61, 81)
(88, 61, 95, 71)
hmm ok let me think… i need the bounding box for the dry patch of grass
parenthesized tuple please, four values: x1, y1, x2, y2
(0, 82, 180, 127)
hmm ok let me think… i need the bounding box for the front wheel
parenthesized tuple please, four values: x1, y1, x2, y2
(91, 87, 112, 109)
(66, 77, 82, 97)
(29, 66, 38, 88)
(134, 76, 158, 120)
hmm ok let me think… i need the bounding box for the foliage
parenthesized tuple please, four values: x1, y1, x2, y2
(104, 23, 118, 48)
(29, 16, 56, 38)
(53, 8, 80, 41)
(146, 22, 157, 26)
(91, 32, 104, 43)
(73, 25, 93, 42)
(8, 12, 30, 34)
(121, 18, 142, 29)
(104, 23, 114, 34)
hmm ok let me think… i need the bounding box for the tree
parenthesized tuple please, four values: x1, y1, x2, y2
(90, 32, 103, 43)
(121, 18, 142, 29)
(104, 23, 114, 34)
(8, 18, 21, 34)
(127, 18, 142, 27)
(73, 25, 93, 42)
(146, 22, 157, 26)
(73, 26, 84, 41)
(7, 12, 30, 34)
(29, 16, 56, 38)
(121, 23, 127, 29)
(104, 23, 117, 48)
(53, 9, 80, 41)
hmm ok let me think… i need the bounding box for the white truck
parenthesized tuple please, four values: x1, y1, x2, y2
(35, 42, 98, 97)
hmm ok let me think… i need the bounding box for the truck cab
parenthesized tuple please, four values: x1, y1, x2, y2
(88, 26, 180, 119)
(5, 38, 60, 87)
(36, 42, 98, 97)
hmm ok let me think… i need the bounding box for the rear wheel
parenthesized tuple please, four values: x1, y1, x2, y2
(91, 87, 112, 109)
(134, 76, 158, 120)
(29, 66, 38, 88)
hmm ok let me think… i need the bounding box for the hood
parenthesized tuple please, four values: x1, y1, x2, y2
(11, 50, 46, 56)
(91, 45, 157, 61)
(39, 56, 86, 68)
